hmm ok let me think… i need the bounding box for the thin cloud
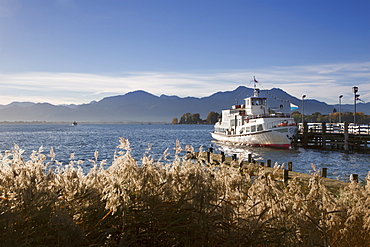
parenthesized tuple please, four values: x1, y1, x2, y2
(0, 62, 369, 105)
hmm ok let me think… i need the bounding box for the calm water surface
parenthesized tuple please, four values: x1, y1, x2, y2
(0, 123, 369, 181)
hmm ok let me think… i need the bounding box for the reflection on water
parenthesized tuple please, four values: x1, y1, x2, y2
(212, 141, 370, 181)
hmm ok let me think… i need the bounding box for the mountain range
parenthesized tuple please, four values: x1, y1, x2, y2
(0, 86, 368, 123)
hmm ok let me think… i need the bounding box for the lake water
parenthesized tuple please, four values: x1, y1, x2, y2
(0, 123, 369, 182)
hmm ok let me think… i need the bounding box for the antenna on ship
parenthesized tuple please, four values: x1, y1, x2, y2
(253, 76, 260, 97)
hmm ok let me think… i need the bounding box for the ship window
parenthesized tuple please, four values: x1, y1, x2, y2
(252, 99, 259, 105)
(245, 126, 250, 132)
(252, 98, 267, 106)
(251, 125, 256, 132)
(257, 124, 263, 131)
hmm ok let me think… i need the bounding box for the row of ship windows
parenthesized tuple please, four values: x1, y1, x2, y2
(215, 124, 264, 134)
(242, 124, 264, 133)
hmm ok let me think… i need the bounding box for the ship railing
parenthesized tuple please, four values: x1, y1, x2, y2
(266, 119, 297, 129)
(246, 113, 291, 120)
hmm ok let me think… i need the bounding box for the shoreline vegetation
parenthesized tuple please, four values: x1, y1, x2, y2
(1, 138, 370, 246)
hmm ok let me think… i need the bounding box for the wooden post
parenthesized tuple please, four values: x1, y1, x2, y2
(206, 152, 211, 163)
(266, 159, 271, 167)
(293, 130, 299, 148)
(321, 122, 327, 149)
(248, 153, 252, 163)
(209, 147, 213, 153)
(232, 154, 237, 161)
(303, 122, 308, 147)
(288, 162, 293, 171)
(283, 169, 289, 183)
(344, 122, 349, 151)
(350, 174, 358, 183)
(220, 151, 225, 163)
(321, 167, 327, 178)
(260, 161, 264, 166)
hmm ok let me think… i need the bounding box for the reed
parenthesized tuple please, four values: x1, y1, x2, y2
(0, 139, 369, 246)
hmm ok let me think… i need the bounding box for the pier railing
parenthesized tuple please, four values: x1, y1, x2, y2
(296, 122, 370, 151)
(298, 122, 370, 135)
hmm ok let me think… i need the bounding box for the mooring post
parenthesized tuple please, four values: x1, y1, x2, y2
(321, 167, 327, 178)
(266, 159, 271, 167)
(350, 174, 358, 183)
(344, 122, 349, 151)
(288, 162, 293, 171)
(321, 122, 327, 149)
(220, 151, 225, 163)
(232, 154, 237, 161)
(248, 153, 252, 163)
(283, 169, 289, 183)
(206, 151, 211, 163)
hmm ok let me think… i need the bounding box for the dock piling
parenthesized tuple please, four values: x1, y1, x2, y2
(321, 168, 327, 178)
(266, 159, 271, 167)
(232, 154, 237, 161)
(283, 169, 289, 183)
(288, 162, 293, 171)
(350, 174, 358, 183)
(220, 151, 225, 163)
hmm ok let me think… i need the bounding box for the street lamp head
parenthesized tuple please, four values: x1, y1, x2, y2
(339, 95, 343, 98)
(302, 95, 306, 99)
(352, 87, 358, 93)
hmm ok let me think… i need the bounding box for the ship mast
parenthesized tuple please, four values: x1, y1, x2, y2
(253, 76, 260, 97)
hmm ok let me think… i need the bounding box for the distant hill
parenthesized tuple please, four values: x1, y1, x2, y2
(0, 86, 368, 122)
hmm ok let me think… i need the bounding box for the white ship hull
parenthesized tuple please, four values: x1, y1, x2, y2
(211, 125, 296, 148)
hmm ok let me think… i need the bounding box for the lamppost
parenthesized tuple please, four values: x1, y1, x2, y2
(302, 94, 306, 123)
(352, 87, 359, 125)
(339, 95, 343, 123)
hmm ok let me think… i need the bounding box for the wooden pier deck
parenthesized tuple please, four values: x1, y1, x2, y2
(294, 122, 370, 151)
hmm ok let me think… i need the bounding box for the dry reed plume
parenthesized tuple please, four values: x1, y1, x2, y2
(0, 139, 370, 246)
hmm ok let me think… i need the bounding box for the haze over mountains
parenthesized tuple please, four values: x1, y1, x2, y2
(0, 86, 368, 123)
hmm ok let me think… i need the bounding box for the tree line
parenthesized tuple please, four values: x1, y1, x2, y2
(172, 111, 220, 124)
(292, 110, 370, 124)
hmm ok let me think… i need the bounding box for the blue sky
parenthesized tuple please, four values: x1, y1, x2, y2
(0, 0, 369, 105)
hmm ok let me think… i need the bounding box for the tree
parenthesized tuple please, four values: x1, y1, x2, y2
(291, 111, 301, 123)
(179, 113, 191, 124)
(171, 118, 178, 124)
(191, 113, 202, 124)
(206, 111, 220, 124)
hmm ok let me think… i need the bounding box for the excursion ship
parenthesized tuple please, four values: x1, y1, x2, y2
(211, 78, 298, 148)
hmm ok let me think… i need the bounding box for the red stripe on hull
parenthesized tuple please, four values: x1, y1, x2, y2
(250, 143, 291, 149)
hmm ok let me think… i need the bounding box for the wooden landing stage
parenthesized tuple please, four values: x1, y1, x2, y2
(191, 150, 351, 191)
(294, 122, 370, 151)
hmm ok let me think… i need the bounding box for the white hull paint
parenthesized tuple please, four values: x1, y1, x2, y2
(211, 125, 296, 148)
